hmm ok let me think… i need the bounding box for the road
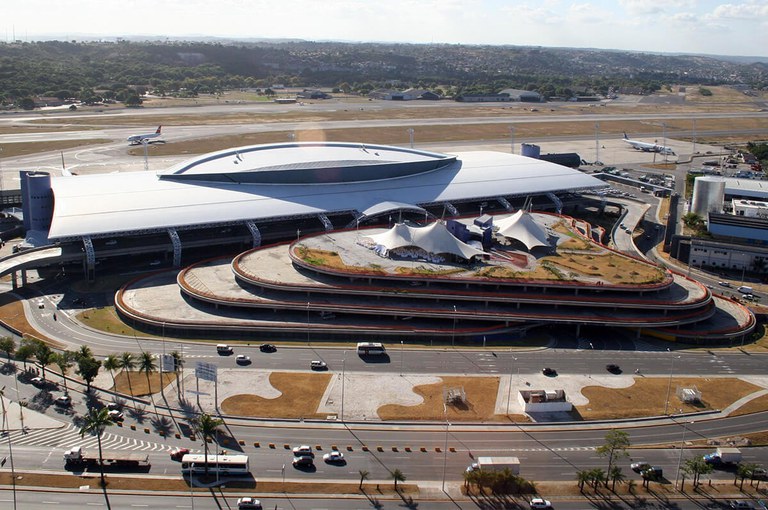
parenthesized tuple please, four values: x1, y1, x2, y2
(0, 486, 762, 509)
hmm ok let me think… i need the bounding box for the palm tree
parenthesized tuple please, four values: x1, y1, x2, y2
(358, 469, 369, 490)
(54, 352, 73, 392)
(576, 469, 590, 492)
(390, 468, 406, 492)
(589, 467, 606, 490)
(683, 455, 713, 488)
(737, 463, 759, 490)
(33, 341, 54, 380)
(77, 345, 93, 360)
(79, 407, 115, 491)
(170, 350, 184, 394)
(103, 354, 120, 389)
(609, 465, 626, 491)
(138, 351, 157, 398)
(0, 336, 15, 363)
(118, 353, 136, 396)
(193, 413, 223, 477)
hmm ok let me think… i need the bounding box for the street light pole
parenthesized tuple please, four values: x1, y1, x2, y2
(0, 387, 17, 510)
(441, 403, 449, 493)
(400, 341, 404, 377)
(505, 353, 517, 416)
(675, 421, 693, 489)
(665, 351, 680, 415)
(340, 351, 346, 422)
(452, 305, 457, 347)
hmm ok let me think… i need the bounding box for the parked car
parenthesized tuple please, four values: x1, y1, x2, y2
(30, 377, 45, 387)
(106, 402, 121, 411)
(631, 462, 651, 473)
(606, 364, 621, 374)
(237, 497, 262, 509)
(236, 354, 251, 365)
(170, 447, 190, 461)
(54, 394, 72, 407)
(542, 367, 557, 377)
(729, 501, 754, 509)
(323, 451, 345, 463)
(107, 410, 124, 421)
(259, 343, 277, 353)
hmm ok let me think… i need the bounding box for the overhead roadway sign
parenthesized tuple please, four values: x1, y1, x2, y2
(160, 354, 175, 373)
(195, 361, 217, 382)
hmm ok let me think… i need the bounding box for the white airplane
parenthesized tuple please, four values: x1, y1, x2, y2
(127, 126, 162, 145)
(622, 132, 675, 155)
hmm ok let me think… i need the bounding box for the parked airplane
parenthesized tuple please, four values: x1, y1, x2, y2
(622, 132, 675, 155)
(127, 126, 163, 145)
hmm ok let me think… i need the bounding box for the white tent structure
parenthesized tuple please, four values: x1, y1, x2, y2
(495, 210, 550, 250)
(365, 222, 486, 261)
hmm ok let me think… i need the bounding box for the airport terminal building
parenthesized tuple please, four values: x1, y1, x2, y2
(6, 142, 756, 343)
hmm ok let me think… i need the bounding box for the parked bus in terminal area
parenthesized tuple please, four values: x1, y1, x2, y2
(181, 454, 250, 475)
(357, 342, 386, 356)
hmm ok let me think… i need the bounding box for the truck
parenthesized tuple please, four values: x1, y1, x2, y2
(466, 456, 521, 475)
(64, 445, 150, 469)
(703, 447, 742, 466)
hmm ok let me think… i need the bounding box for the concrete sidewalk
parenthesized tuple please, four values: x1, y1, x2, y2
(1, 395, 64, 432)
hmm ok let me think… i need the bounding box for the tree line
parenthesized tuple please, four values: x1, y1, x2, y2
(2, 39, 764, 109)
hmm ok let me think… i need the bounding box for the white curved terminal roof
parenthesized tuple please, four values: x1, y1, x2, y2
(47, 142, 605, 240)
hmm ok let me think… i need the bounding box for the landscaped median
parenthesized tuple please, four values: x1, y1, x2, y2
(0, 471, 418, 496)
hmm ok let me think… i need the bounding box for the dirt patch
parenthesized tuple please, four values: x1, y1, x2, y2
(221, 372, 332, 419)
(577, 377, 761, 420)
(377, 376, 527, 422)
(112, 370, 176, 397)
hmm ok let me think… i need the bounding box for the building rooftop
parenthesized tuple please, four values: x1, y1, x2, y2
(47, 143, 605, 241)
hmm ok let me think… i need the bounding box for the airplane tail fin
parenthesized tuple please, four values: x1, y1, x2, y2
(623, 132, 628, 139)
(156, 126, 162, 134)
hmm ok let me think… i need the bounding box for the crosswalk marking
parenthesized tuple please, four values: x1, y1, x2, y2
(4, 423, 178, 452)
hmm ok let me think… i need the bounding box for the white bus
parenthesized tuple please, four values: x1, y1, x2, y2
(180, 454, 250, 475)
(357, 342, 386, 356)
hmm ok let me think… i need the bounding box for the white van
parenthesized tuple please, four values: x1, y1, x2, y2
(737, 286, 753, 294)
(216, 344, 233, 354)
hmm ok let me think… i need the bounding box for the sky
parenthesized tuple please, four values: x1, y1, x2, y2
(4, 0, 768, 58)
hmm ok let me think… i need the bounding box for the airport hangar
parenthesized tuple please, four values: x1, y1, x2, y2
(14, 141, 606, 282)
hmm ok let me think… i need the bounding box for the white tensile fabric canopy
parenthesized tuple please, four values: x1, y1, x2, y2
(495, 210, 550, 250)
(365, 222, 486, 260)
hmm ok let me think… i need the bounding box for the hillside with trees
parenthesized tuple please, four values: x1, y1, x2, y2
(1, 39, 766, 108)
